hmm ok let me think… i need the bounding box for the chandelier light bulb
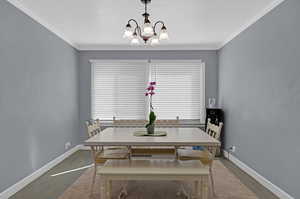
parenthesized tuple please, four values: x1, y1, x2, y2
(150, 34, 159, 45)
(142, 22, 154, 37)
(159, 26, 169, 40)
(123, 24, 133, 38)
(131, 33, 140, 45)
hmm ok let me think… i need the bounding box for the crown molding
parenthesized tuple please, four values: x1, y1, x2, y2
(77, 44, 220, 51)
(6, 0, 79, 49)
(219, 0, 286, 49)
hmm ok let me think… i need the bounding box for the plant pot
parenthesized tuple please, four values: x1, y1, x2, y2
(146, 123, 155, 134)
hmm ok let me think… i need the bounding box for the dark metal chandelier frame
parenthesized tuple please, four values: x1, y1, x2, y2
(124, 0, 169, 45)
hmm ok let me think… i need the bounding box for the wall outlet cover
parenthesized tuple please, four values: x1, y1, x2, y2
(229, 146, 236, 153)
(65, 142, 71, 150)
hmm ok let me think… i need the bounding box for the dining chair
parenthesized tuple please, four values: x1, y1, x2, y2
(113, 118, 147, 127)
(156, 116, 180, 128)
(85, 120, 130, 194)
(176, 119, 223, 197)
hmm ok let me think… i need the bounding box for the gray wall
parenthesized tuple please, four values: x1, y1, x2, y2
(218, 0, 299, 198)
(79, 50, 218, 141)
(0, 1, 80, 193)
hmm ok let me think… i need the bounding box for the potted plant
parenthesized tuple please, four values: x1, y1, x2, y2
(145, 81, 157, 134)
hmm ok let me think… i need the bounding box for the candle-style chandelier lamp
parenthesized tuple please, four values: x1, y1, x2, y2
(123, 0, 169, 45)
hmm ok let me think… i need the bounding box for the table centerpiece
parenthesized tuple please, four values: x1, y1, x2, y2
(145, 81, 157, 134)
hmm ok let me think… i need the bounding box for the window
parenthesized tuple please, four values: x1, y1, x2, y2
(91, 60, 148, 120)
(150, 60, 205, 122)
(91, 60, 205, 122)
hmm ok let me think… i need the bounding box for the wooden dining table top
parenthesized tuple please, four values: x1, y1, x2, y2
(84, 127, 220, 147)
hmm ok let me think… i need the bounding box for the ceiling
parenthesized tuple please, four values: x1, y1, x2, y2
(8, 0, 284, 50)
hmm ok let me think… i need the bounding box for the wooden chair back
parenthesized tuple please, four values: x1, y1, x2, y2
(156, 116, 180, 127)
(94, 119, 101, 132)
(205, 118, 223, 140)
(112, 116, 180, 127)
(85, 119, 101, 138)
(113, 118, 147, 127)
(85, 120, 104, 154)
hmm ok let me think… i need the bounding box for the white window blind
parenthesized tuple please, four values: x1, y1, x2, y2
(91, 60, 148, 120)
(150, 60, 205, 122)
(91, 60, 205, 123)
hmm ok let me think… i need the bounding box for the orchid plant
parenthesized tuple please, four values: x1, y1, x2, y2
(145, 81, 157, 129)
(145, 81, 156, 110)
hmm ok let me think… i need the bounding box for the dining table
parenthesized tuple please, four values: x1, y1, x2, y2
(84, 127, 220, 155)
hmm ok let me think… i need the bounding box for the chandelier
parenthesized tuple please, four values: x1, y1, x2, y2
(123, 0, 169, 46)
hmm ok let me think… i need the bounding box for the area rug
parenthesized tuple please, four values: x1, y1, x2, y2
(58, 160, 258, 199)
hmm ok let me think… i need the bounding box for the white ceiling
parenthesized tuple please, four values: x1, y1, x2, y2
(8, 0, 285, 50)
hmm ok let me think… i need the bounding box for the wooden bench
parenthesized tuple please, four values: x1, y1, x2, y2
(98, 159, 210, 199)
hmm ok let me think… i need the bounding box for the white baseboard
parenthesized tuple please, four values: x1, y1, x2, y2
(0, 145, 82, 199)
(223, 150, 294, 199)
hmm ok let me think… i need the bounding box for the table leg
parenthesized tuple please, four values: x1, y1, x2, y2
(175, 146, 179, 160)
(100, 176, 106, 199)
(193, 180, 199, 199)
(176, 183, 189, 199)
(118, 181, 128, 199)
(106, 180, 112, 199)
(128, 146, 132, 160)
(201, 176, 209, 199)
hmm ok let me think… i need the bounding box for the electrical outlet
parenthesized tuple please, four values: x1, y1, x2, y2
(229, 146, 236, 153)
(65, 142, 71, 150)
